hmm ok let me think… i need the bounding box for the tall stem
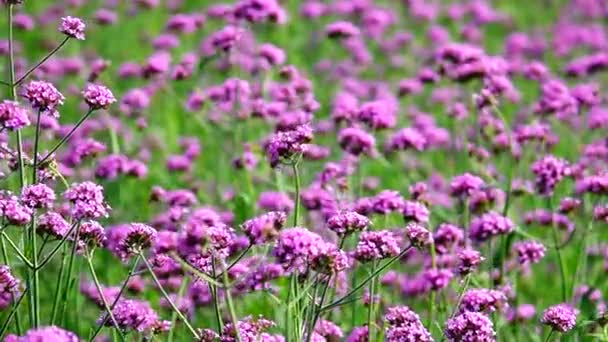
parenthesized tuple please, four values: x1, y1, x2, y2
(210, 260, 224, 333)
(367, 261, 377, 341)
(547, 197, 567, 301)
(1, 236, 21, 334)
(60, 222, 81, 324)
(14, 37, 69, 87)
(141, 253, 200, 339)
(291, 162, 301, 227)
(221, 260, 242, 342)
(85, 253, 125, 340)
(39, 109, 94, 165)
(28, 110, 42, 327)
(50, 243, 67, 325)
(168, 277, 190, 342)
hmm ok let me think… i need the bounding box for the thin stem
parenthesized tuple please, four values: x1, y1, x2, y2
(60, 223, 81, 324)
(85, 253, 125, 340)
(367, 261, 377, 341)
(545, 329, 555, 342)
(14, 37, 69, 86)
(0, 236, 21, 334)
(36, 223, 77, 270)
(0, 289, 26, 338)
(38, 108, 95, 165)
(168, 276, 190, 342)
(210, 259, 224, 333)
(89, 254, 141, 341)
(221, 259, 242, 342)
(322, 245, 412, 311)
(1, 233, 33, 268)
(28, 109, 42, 327)
(449, 275, 471, 319)
(292, 162, 301, 227)
(216, 244, 251, 278)
(50, 243, 67, 325)
(547, 197, 567, 301)
(141, 253, 200, 339)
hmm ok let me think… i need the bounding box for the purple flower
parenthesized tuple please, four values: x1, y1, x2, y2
(0, 193, 32, 226)
(0, 265, 20, 310)
(100, 299, 167, 333)
(327, 211, 370, 236)
(513, 240, 546, 265)
(345, 326, 368, 342)
(445, 311, 496, 342)
(257, 192, 294, 213)
(325, 21, 360, 39)
(272, 227, 325, 271)
(531, 155, 569, 196)
(507, 304, 536, 323)
(21, 80, 65, 118)
(0, 100, 30, 130)
(450, 173, 485, 197)
(423, 268, 454, 291)
(241, 211, 287, 245)
(354, 230, 400, 262)
(457, 249, 484, 276)
(434, 223, 463, 254)
(384, 306, 432, 341)
(116, 223, 157, 260)
(405, 222, 433, 249)
(469, 212, 514, 242)
(371, 190, 405, 215)
(311, 242, 349, 274)
(315, 319, 343, 340)
(82, 83, 116, 110)
(21, 183, 55, 209)
(37, 212, 69, 238)
(59, 16, 86, 40)
(459, 288, 508, 313)
(385, 127, 427, 153)
(402, 201, 430, 224)
(64, 181, 109, 220)
(221, 316, 281, 342)
(203, 26, 243, 55)
(541, 304, 578, 332)
(263, 124, 313, 167)
(338, 127, 376, 156)
(79, 220, 106, 248)
(6, 326, 79, 342)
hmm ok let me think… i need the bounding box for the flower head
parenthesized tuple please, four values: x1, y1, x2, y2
(21, 81, 65, 118)
(59, 16, 86, 40)
(541, 304, 577, 332)
(0, 100, 30, 130)
(21, 183, 55, 209)
(445, 311, 496, 342)
(327, 211, 370, 236)
(64, 181, 109, 220)
(82, 83, 116, 110)
(354, 230, 400, 262)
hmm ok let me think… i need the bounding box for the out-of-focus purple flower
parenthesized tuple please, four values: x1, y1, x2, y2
(263, 124, 313, 167)
(241, 211, 287, 245)
(531, 155, 569, 196)
(100, 299, 168, 333)
(272, 227, 325, 271)
(257, 192, 293, 213)
(338, 127, 376, 156)
(507, 304, 536, 323)
(434, 223, 463, 254)
(315, 319, 343, 341)
(115, 223, 157, 260)
(459, 288, 508, 313)
(424, 268, 454, 291)
(457, 248, 484, 276)
(405, 222, 432, 249)
(371, 190, 405, 215)
(325, 21, 360, 39)
(402, 201, 430, 224)
(354, 230, 400, 262)
(327, 211, 370, 236)
(469, 212, 514, 242)
(450, 173, 485, 198)
(6, 326, 79, 342)
(59, 16, 85, 40)
(21, 80, 65, 118)
(82, 83, 116, 110)
(0, 265, 20, 310)
(0, 100, 30, 130)
(541, 304, 578, 332)
(445, 311, 496, 342)
(311, 242, 349, 275)
(513, 240, 546, 265)
(384, 306, 433, 341)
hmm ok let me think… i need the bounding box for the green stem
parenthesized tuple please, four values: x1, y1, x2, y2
(1, 232, 33, 268)
(545, 329, 555, 342)
(141, 253, 200, 339)
(14, 37, 69, 86)
(50, 243, 67, 325)
(292, 162, 301, 226)
(367, 261, 377, 341)
(0, 236, 21, 334)
(89, 254, 142, 341)
(322, 245, 412, 311)
(60, 222, 81, 325)
(210, 259, 224, 333)
(36, 223, 77, 270)
(38, 109, 95, 165)
(221, 260, 242, 342)
(0, 288, 26, 338)
(85, 253, 125, 340)
(168, 276, 190, 342)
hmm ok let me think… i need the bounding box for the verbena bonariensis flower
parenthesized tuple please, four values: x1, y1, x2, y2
(459, 288, 508, 313)
(0, 193, 32, 226)
(5, 326, 79, 342)
(315, 319, 344, 341)
(241, 211, 287, 245)
(326, 211, 370, 236)
(311, 242, 349, 275)
(405, 222, 432, 249)
(434, 223, 464, 254)
(338, 126, 376, 156)
(99, 299, 169, 333)
(354, 230, 400, 262)
(115, 223, 157, 260)
(445, 311, 496, 342)
(345, 326, 368, 342)
(450, 173, 485, 198)
(531, 155, 569, 196)
(20, 183, 55, 209)
(64, 181, 109, 220)
(507, 304, 536, 323)
(0, 100, 30, 130)
(423, 268, 454, 291)
(59, 16, 86, 40)
(513, 240, 546, 265)
(272, 227, 325, 271)
(469, 211, 514, 242)
(264, 124, 313, 167)
(384, 306, 433, 342)
(457, 248, 484, 276)
(325, 21, 360, 39)
(402, 200, 430, 224)
(371, 190, 405, 215)
(37, 212, 69, 238)
(541, 303, 578, 332)
(79, 220, 106, 248)
(0, 265, 20, 310)
(21, 80, 65, 118)
(385, 127, 427, 153)
(82, 83, 116, 110)
(221, 316, 281, 342)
